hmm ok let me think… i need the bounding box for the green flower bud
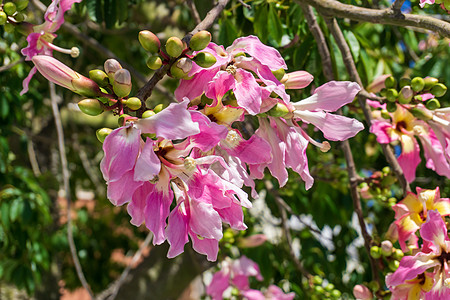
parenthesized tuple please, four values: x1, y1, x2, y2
(325, 284, 335, 291)
(268, 103, 290, 117)
(165, 36, 184, 58)
(386, 89, 398, 102)
(409, 107, 433, 121)
(424, 77, 439, 90)
(170, 57, 192, 78)
(4, 2, 17, 16)
(72, 75, 102, 97)
(89, 69, 109, 87)
(15, 0, 29, 11)
(381, 240, 393, 256)
(379, 88, 387, 97)
(426, 98, 441, 110)
(370, 246, 381, 259)
(392, 249, 404, 260)
(314, 286, 324, 294)
(398, 86, 413, 104)
(382, 166, 390, 174)
(78, 99, 103, 116)
(272, 68, 286, 81)
(193, 52, 217, 68)
(313, 276, 323, 285)
(125, 97, 141, 110)
(414, 95, 423, 102)
(381, 110, 390, 119)
(411, 77, 425, 92)
(153, 104, 164, 113)
(431, 83, 447, 97)
(138, 30, 161, 53)
(146, 56, 162, 70)
(399, 77, 411, 88)
(96, 128, 112, 143)
(330, 290, 341, 298)
(384, 76, 397, 89)
(189, 30, 211, 51)
(386, 102, 397, 113)
(14, 12, 24, 22)
(389, 260, 400, 271)
(142, 110, 156, 118)
(368, 280, 380, 292)
(4, 22, 14, 33)
(0, 11, 7, 25)
(112, 69, 132, 98)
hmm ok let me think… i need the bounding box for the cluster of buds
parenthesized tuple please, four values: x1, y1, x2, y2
(358, 166, 397, 203)
(370, 240, 404, 272)
(138, 29, 217, 78)
(0, 0, 28, 31)
(306, 276, 342, 300)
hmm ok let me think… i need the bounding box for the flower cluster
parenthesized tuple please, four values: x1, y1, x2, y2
(31, 35, 363, 261)
(207, 256, 294, 300)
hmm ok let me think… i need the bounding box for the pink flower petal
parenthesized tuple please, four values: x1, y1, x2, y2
(144, 186, 173, 245)
(134, 138, 161, 182)
(166, 202, 189, 258)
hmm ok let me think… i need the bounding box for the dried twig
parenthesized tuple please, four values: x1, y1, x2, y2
(186, 0, 202, 24)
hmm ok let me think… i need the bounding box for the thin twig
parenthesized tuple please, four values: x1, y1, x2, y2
(0, 57, 24, 73)
(27, 137, 41, 177)
(391, 0, 406, 14)
(237, 0, 251, 9)
(186, 0, 202, 24)
(49, 82, 94, 299)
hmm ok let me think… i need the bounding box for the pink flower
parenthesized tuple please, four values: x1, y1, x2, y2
(353, 284, 372, 300)
(21, 0, 82, 94)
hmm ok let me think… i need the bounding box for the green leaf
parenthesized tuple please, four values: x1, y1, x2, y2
(218, 19, 238, 47)
(254, 4, 268, 43)
(117, 0, 128, 23)
(104, 0, 117, 28)
(268, 4, 283, 45)
(344, 30, 360, 63)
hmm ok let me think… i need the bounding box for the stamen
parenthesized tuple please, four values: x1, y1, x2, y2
(44, 41, 80, 58)
(301, 130, 331, 152)
(226, 65, 237, 75)
(445, 278, 450, 289)
(413, 125, 424, 135)
(432, 115, 450, 128)
(225, 130, 240, 148)
(183, 157, 197, 171)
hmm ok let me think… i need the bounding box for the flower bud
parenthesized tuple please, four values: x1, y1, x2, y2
(72, 75, 102, 97)
(112, 69, 132, 98)
(170, 57, 192, 78)
(14, 12, 25, 22)
(89, 69, 109, 87)
(237, 234, 267, 248)
(367, 74, 391, 93)
(380, 240, 393, 256)
(399, 77, 411, 88)
(268, 103, 290, 117)
(389, 260, 400, 271)
(4, 2, 17, 16)
(15, 0, 29, 11)
(0, 12, 7, 25)
(96, 128, 112, 143)
(189, 30, 211, 51)
(380, 110, 390, 119)
(146, 56, 162, 70)
(125, 97, 141, 110)
(411, 77, 425, 92)
(353, 285, 372, 300)
(386, 102, 397, 113)
(104, 59, 122, 81)
(4, 23, 14, 33)
(272, 68, 285, 81)
(313, 276, 323, 285)
(138, 30, 161, 53)
(165, 36, 184, 58)
(386, 89, 398, 102)
(384, 76, 396, 89)
(392, 249, 404, 260)
(398, 86, 413, 104)
(193, 52, 216, 68)
(368, 281, 380, 292)
(142, 110, 156, 118)
(409, 107, 433, 121)
(153, 104, 164, 113)
(426, 98, 441, 110)
(424, 77, 439, 90)
(283, 71, 314, 89)
(431, 83, 447, 97)
(379, 88, 387, 97)
(370, 246, 381, 259)
(78, 99, 103, 116)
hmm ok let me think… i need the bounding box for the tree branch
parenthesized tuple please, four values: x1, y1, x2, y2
(186, 0, 202, 25)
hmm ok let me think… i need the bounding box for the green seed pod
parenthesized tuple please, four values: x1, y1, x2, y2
(384, 76, 396, 89)
(142, 110, 156, 118)
(96, 128, 112, 143)
(4, 22, 14, 33)
(267, 103, 290, 117)
(146, 56, 162, 70)
(112, 69, 132, 98)
(165, 36, 184, 58)
(138, 30, 161, 53)
(386, 89, 398, 102)
(399, 77, 411, 88)
(370, 246, 381, 259)
(409, 107, 433, 121)
(189, 30, 211, 51)
(272, 68, 286, 81)
(426, 98, 441, 110)
(424, 77, 439, 90)
(125, 97, 142, 110)
(78, 99, 103, 116)
(386, 102, 397, 113)
(379, 88, 387, 97)
(15, 0, 29, 11)
(89, 69, 109, 87)
(0, 11, 7, 25)
(170, 57, 192, 78)
(4, 2, 17, 16)
(431, 83, 447, 97)
(411, 77, 425, 92)
(193, 52, 217, 68)
(398, 86, 413, 104)
(389, 260, 400, 271)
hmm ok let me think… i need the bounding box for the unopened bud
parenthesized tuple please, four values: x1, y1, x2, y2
(193, 52, 216, 68)
(165, 36, 184, 58)
(96, 128, 112, 143)
(353, 285, 372, 300)
(283, 71, 314, 89)
(272, 68, 285, 81)
(431, 83, 447, 97)
(142, 110, 156, 118)
(146, 56, 162, 70)
(411, 77, 425, 92)
(424, 77, 439, 90)
(379, 88, 387, 97)
(384, 76, 396, 89)
(4, 2, 17, 16)
(125, 97, 141, 110)
(104, 59, 122, 81)
(189, 30, 211, 51)
(389, 260, 400, 271)
(78, 99, 103, 116)
(380, 110, 390, 119)
(399, 77, 411, 88)
(237, 234, 267, 248)
(15, 0, 29, 11)
(380, 240, 393, 256)
(14, 12, 25, 22)
(426, 98, 441, 110)
(392, 249, 404, 260)
(368, 281, 380, 292)
(139, 30, 161, 53)
(153, 104, 164, 113)
(89, 69, 109, 87)
(398, 86, 413, 104)
(386, 89, 398, 102)
(4, 23, 14, 33)
(170, 57, 192, 78)
(113, 69, 132, 98)
(409, 107, 433, 121)
(370, 246, 381, 259)
(72, 75, 102, 97)
(367, 74, 391, 93)
(0, 12, 7, 25)
(267, 103, 290, 117)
